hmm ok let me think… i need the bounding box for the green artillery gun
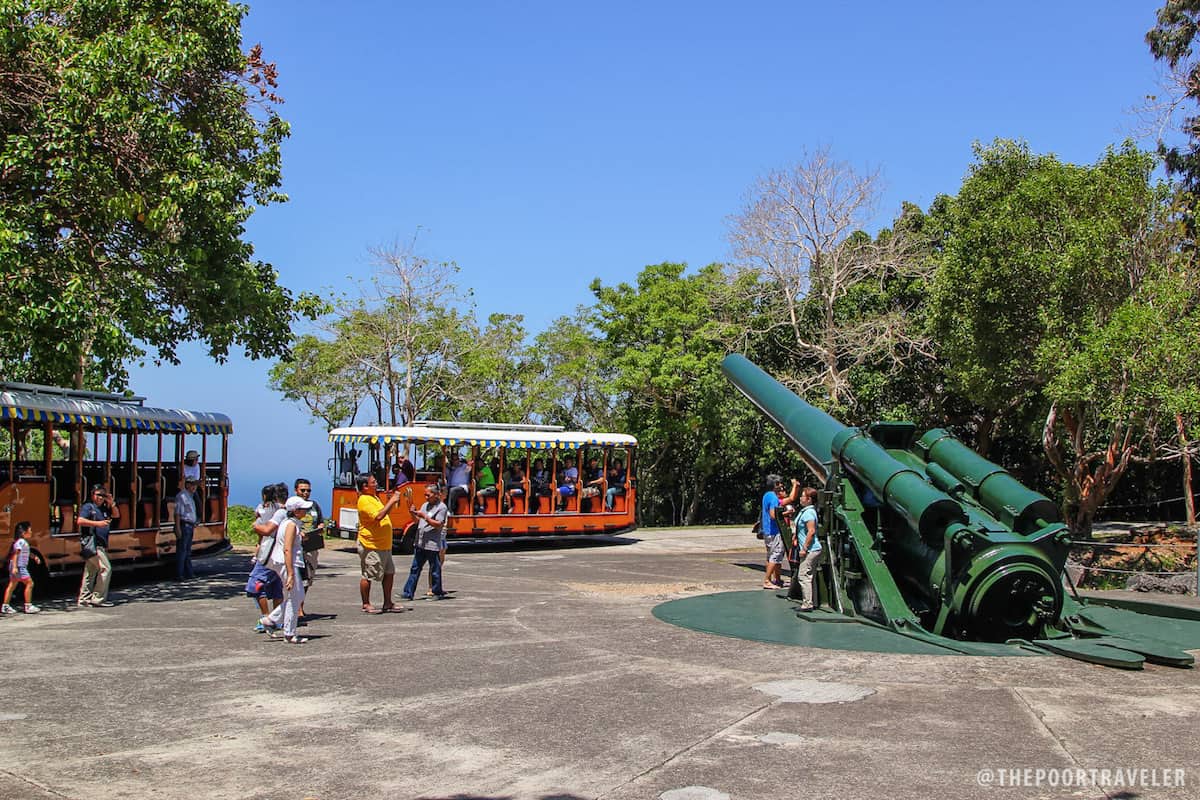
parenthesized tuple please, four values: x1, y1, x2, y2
(722, 353, 1197, 669)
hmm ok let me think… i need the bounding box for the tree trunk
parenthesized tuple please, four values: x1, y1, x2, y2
(976, 413, 995, 458)
(1042, 403, 1135, 539)
(1179, 413, 1197, 529)
(684, 472, 706, 526)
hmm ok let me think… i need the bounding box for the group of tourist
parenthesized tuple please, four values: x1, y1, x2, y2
(354, 472, 448, 613)
(439, 451, 627, 515)
(249, 478, 324, 644)
(4, 473, 208, 615)
(760, 474, 823, 611)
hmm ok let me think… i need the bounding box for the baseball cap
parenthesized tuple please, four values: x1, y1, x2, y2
(285, 495, 314, 512)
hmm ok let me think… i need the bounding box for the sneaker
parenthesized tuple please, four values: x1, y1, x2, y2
(89, 600, 115, 608)
(0, 604, 15, 615)
(23, 604, 41, 614)
(254, 622, 266, 633)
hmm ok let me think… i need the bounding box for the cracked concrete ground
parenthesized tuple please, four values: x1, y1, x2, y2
(0, 527, 1197, 800)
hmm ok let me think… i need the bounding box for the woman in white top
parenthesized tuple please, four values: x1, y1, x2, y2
(260, 495, 311, 643)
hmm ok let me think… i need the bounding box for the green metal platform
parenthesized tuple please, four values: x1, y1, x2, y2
(653, 591, 1200, 662)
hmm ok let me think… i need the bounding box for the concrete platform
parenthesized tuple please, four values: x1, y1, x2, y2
(0, 527, 1197, 800)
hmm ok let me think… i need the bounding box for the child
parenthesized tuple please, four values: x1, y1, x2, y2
(2, 522, 41, 614)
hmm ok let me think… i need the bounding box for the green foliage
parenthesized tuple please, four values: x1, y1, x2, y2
(1148, 0, 1200, 195)
(928, 140, 1164, 445)
(524, 308, 617, 431)
(591, 262, 769, 525)
(0, 0, 303, 388)
(226, 503, 256, 547)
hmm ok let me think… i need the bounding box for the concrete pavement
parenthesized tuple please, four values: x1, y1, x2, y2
(0, 527, 1196, 800)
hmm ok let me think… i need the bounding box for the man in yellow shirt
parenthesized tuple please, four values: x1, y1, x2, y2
(355, 473, 402, 613)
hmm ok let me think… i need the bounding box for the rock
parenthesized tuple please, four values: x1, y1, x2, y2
(1124, 573, 1198, 595)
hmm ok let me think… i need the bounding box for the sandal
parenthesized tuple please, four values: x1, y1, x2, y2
(361, 604, 382, 614)
(381, 604, 402, 613)
(284, 635, 309, 644)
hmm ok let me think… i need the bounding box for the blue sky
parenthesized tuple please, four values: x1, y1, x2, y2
(129, 1, 1170, 507)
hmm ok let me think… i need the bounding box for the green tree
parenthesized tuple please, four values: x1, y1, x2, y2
(1147, 0, 1200, 197)
(592, 262, 753, 526)
(929, 140, 1174, 534)
(524, 307, 616, 431)
(0, 0, 296, 389)
(272, 242, 479, 428)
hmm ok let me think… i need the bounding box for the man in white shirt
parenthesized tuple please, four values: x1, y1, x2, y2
(182, 450, 201, 482)
(444, 451, 471, 514)
(175, 477, 198, 580)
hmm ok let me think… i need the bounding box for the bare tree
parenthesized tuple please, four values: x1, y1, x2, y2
(343, 238, 478, 426)
(727, 147, 931, 407)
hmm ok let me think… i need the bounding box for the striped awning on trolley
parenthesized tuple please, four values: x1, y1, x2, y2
(328, 426, 635, 450)
(0, 389, 233, 434)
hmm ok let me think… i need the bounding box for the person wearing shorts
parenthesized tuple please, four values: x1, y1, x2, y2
(245, 562, 284, 620)
(2, 521, 40, 614)
(760, 474, 799, 589)
(355, 473, 402, 614)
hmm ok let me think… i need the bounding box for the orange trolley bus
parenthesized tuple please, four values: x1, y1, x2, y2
(0, 381, 232, 583)
(328, 421, 636, 552)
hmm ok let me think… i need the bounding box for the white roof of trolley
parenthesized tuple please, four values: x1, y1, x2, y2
(328, 422, 635, 450)
(0, 383, 232, 434)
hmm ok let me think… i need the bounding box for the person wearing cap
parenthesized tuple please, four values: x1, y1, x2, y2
(260, 495, 311, 643)
(182, 450, 201, 482)
(174, 477, 199, 580)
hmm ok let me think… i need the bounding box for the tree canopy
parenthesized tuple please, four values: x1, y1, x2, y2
(0, 0, 299, 388)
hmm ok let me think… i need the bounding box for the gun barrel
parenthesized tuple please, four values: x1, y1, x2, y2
(720, 353, 844, 482)
(721, 354, 966, 539)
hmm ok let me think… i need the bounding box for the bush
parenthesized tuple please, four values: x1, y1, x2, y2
(227, 504, 257, 547)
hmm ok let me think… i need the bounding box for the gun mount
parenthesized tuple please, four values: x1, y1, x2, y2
(721, 353, 1197, 669)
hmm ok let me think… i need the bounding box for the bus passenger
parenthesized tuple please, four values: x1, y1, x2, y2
(475, 457, 499, 514)
(77, 486, 118, 607)
(390, 453, 415, 487)
(182, 450, 201, 483)
(605, 462, 626, 511)
(445, 452, 471, 514)
(2, 522, 40, 614)
(401, 484, 448, 601)
(529, 458, 551, 513)
(338, 449, 360, 485)
(503, 462, 526, 513)
(556, 456, 579, 511)
(580, 457, 604, 511)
